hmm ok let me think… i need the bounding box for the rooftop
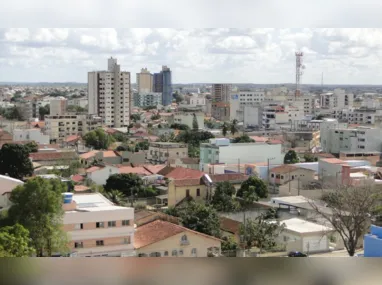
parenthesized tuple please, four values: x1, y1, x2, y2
(282, 218, 333, 234)
(72, 193, 129, 212)
(29, 151, 77, 161)
(163, 167, 205, 180)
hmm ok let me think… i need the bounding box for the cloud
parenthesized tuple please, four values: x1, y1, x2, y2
(2, 28, 382, 84)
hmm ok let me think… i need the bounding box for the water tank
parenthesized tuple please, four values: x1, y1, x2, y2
(62, 192, 73, 204)
(215, 138, 230, 146)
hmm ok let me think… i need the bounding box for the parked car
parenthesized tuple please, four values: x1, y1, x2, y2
(288, 251, 308, 257)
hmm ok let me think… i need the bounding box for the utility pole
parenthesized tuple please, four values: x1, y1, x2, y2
(238, 158, 240, 174)
(298, 178, 300, 196)
(243, 211, 246, 257)
(336, 171, 342, 187)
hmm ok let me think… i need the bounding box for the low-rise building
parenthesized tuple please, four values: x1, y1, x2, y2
(147, 142, 188, 164)
(63, 193, 135, 257)
(133, 92, 162, 107)
(173, 110, 204, 130)
(0, 175, 24, 210)
(13, 128, 50, 145)
(45, 114, 103, 143)
(134, 220, 221, 257)
(269, 165, 315, 185)
(29, 151, 78, 166)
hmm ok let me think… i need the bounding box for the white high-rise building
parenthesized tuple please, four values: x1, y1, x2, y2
(88, 57, 131, 128)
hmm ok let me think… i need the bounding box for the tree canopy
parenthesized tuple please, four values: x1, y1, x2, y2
(83, 128, 115, 150)
(236, 176, 268, 204)
(210, 182, 240, 212)
(232, 134, 255, 143)
(8, 177, 68, 256)
(192, 113, 199, 130)
(284, 150, 299, 164)
(66, 105, 86, 113)
(0, 106, 23, 121)
(170, 123, 190, 131)
(104, 173, 157, 198)
(230, 119, 239, 135)
(222, 122, 229, 137)
(39, 105, 50, 119)
(304, 153, 318, 162)
(0, 224, 35, 257)
(0, 143, 34, 180)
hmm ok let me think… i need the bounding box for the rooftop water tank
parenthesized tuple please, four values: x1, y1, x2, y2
(215, 138, 230, 146)
(62, 192, 73, 204)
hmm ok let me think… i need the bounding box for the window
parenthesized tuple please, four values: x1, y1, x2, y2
(191, 248, 197, 255)
(271, 173, 274, 178)
(74, 242, 83, 248)
(196, 188, 200, 196)
(123, 236, 131, 244)
(164, 251, 169, 256)
(172, 250, 177, 256)
(74, 223, 83, 230)
(181, 235, 188, 242)
(186, 189, 190, 197)
(108, 221, 116, 227)
(283, 236, 289, 242)
(150, 252, 161, 257)
(179, 250, 183, 256)
(96, 240, 104, 246)
(138, 253, 148, 257)
(122, 220, 130, 226)
(96, 222, 104, 228)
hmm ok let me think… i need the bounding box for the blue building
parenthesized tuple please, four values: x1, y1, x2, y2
(364, 225, 382, 257)
(161, 66, 172, 106)
(153, 72, 163, 93)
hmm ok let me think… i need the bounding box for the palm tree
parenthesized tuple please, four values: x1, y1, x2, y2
(222, 122, 229, 137)
(230, 119, 238, 135)
(104, 190, 127, 206)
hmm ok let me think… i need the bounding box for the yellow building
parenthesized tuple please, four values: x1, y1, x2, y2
(168, 178, 207, 207)
(134, 220, 221, 257)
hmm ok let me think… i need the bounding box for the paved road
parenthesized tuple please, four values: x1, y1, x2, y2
(309, 249, 364, 257)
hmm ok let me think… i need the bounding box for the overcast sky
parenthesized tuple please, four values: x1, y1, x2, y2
(2, 1, 382, 84)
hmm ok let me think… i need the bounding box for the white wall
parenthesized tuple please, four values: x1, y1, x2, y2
(0, 175, 24, 209)
(87, 165, 119, 185)
(13, 129, 50, 144)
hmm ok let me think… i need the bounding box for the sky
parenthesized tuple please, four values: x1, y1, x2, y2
(2, 1, 382, 85)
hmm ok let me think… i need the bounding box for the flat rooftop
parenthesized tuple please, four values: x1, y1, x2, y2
(282, 218, 333, 234)
(71, 193, 130, 212)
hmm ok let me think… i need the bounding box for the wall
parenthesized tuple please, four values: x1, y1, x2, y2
(13, 129, 50, 144)
(168, 181, 207, 206)
(173, 112, 204, 130)
(364, 225, 382, 257)
(0, 176, 24, 209)
(136, 231, 221, 257)
(87, 165, 119, 185)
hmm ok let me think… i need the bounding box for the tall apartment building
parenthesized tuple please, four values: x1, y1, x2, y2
(45, 114, 102, 142)
(153, 66, 172, 106)
(236, 90, 265, 105)
(212, 84, 231, 102)
(63, 193, 135, 257)
(320, 88, 354, 110)
(136, 68, 153, 93)
(147, 142, 188, 164)
(133, 92, 162, 107)
(88, 57, 131, 128)
(286, 95, 316, 115)
(50, 97, 67, 116)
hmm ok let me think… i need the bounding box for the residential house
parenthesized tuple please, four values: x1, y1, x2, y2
(29, 151, 78, 166)
(220, 216, 241, 244)
(0, 129, 13, 146)
(134, 210, 179, 227)
(13, 128, 50, 145)
(147, 142, 188, 164)
(134, 220, 221, 257)
(63, 193, 135, 257)
(0, 175, 24, 210)
(169, 157, 200, 170)
(269, 165, 315, 186)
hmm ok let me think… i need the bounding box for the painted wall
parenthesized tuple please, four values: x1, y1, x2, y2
(364, 225, 382, 257)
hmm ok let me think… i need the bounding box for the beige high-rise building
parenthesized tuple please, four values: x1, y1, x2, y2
(88, 57, 131, 128)
(136, 68, 153, 93)
(50, 97, 67, 116)
(212, 84, 232, 102)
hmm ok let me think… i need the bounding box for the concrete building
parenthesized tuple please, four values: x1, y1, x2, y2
(269, 165, 315, 185)
(88, 57, 131, 128)
(212, 84, 231, 102)
(50, 97, 67, 116)
(63, 193, 135, 257)
(229, 94, 262, 127)
(332, 107, 382, 125)
(262, 104, 304, 130)
(286, 95, 316, 115)
(173, 110, 204, 130)
(199, 138, 284, 171)
(135, 220, 221, 257)
(13, 129, 50, 145)
(68, 97, 88, 109)
(0, 175, 24, 210)
(320, 126, 382, 154)
(147, 142, 188, 164)
(153, 66, 172, 106)
(188, 94, 206, 107)
(133, 92, 162, 107)
(136, 68, 153, 93)
(320, 88, 354, 110)
(211, 102, 230, 121)
(45, 114, 102, 142)
(235, 89, 265, 105)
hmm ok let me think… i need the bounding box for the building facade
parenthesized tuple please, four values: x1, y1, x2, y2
(136, 68, 153, 93)
(173, 111, 204, 129)
(147, 142, 188, 164)
(13, 129, 50, 144)
(50, 98, 67, 116)
(212, 84, 231, 102)
(133, 92, 162, 107)
(88, 57, 131, 128)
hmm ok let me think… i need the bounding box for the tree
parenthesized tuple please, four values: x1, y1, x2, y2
(230, 119, 239, 135)
(104, 190, 127, 206)
(221, 235, 238, 252)
(173, 92, 184, 103)
(3, 106, 23, 120)
(158, 133, 176, 142)
(222, 122, 229, 137)
(39, 105, 50, 119)
(310, 185, 382, 256)
(0, 143, 33, 180)
(116, 145, 128, 151)
(304, 153, 318, 162)
(8, 177, 67, 256)
(83, 128, 115, 150)
(232, 134, 255, 143)
(0, 224, 35, 257)
(240, 213, 284, 252)
(236, 176, 268, 204)
(24, 141, 38, 153)
(151, 114, 161, 120)
(179, 202, 221, 238)
(66, 105, 86, 113)
(284, 150, 299, 164)
(137, 140, 149, 150)
(130, 114, 141, 122)
(210, 182, 240, 212)
(192, 113, 199, 130)
(170, 123, 190, 131)
(112, 132, 128, 143)
(104, 173, 145, 198)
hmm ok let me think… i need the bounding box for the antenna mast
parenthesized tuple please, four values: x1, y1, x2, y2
(295, 51, 304, 97)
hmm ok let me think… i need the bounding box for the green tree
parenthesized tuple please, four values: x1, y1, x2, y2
(137, 140, 149, 150)
(112, 132, 128, 143)
(66, 105, 86, 113)
(170, 123, 190, 131)
(3, 106, 23, 120)
(8, 177, 68, 256)
(236, 176, 268, 204)
(104, 173, 145, 198)
(104, 190, 127, 206)
(221, 235, 238, 252)
(0, 224, 35, 257)
(158, 133, 176, 142)
(232, 134, 255, 143)
(130, 114, 141, 122)
(39, 105, 50, 119)
(164, 206, 180, 217)
(24, 141, 38, 153)
(180, 202, 221, 238)
(83, 128, 115, 150)
(284, 150, 299, 164)
(173, 92, 184, 103)
(304, 153, 318, 162)
(211, 182, 240, 212)
(151, 114, 161, 120)
(222, 122, 229, 137)
(0, 143, 33, 180)
(240, 213, 285, 252)
(192, 113, 199, 130)
(230, 119, 239, 135)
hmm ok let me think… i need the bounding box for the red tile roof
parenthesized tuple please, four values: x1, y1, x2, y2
(164, 167, 205, 180)
(249, 136, 269, 143)
(86, 166, 103, 173)
(270, 164, 299, 174)
(134, 220, 221, 249)
(220, 217, 241, 235)
(209, 173, 248, 183)
(118, 166, 152, 176)
(79, 150, 99, 160)
(29, 152, 76, 161)
(103, 150, 118, 158)
(71, 174, 85, 183)
(65, 135, 80, 143)
(320, 158, 345, 164)
(74, 185, 90, 192)
(143, 164, 167, 174)
(173, 178, 202, 187)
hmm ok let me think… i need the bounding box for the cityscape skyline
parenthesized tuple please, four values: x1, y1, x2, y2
(1, 28, 382, 85)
